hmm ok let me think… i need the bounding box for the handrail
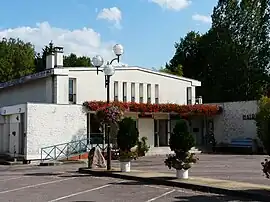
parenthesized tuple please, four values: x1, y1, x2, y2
(40, 133, 117, 161)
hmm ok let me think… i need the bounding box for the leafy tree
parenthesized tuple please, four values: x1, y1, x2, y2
(35, 42, 92, 72)
(63, 53, 91, 67)
(160, 64, 183, 76)
(166, 0, 270, 103)
(0, 38, 36, 83)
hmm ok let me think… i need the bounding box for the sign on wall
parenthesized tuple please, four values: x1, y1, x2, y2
(242, 114, 256, 120)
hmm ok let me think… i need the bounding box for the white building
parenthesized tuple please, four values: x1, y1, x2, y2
(0, 47, 209, 161)
(0, 46, 260, 162)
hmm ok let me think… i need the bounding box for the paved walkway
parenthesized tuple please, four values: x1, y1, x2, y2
(123, 154, 270, 186)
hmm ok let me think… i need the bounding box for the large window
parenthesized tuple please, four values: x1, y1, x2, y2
(114, 81, 119, 101)
(155, 84, 159, 104)
(187, 87, 192, 105)
(131, 83, 135, 102)
(147, 84, 151, 104)
(69, 78, 76, 104)
(139, 83, 143, 103)
(123, 82, 127, 102)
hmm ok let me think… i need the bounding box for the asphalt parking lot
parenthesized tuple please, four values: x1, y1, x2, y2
(0, 164, 261, 202)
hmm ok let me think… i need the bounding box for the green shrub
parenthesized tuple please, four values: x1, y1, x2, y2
(169, 119, 195, 153)
(256, 96, 270, 154)
(165, 119, 198, 170)
(255, 96, 270, 178)
(117, 117, 139, 152)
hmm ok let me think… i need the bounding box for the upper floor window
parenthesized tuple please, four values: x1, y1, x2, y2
(139, 83, 144, 103)
(187, 87, 192, 105)
(155, 84, 159, 104)
(114, 81, 119, 101)
(69, 78, 76, 104)
(131, 83, 135, 102)
(147, 84, 151, 104)
(123, 82, 127, 102)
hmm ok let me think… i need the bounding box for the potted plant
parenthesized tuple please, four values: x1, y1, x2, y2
(117, 117, 139, 172)
(164, 119, 198, 179)
(137, 137, 150, 157)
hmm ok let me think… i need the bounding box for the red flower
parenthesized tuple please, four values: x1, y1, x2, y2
(83, 101, 222, 116)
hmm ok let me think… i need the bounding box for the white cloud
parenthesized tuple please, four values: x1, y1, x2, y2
(97, 7, 122, 29)
(149, 0, 191, 11)
(0, 22, 118, 62)
(192, 14, 212, 24)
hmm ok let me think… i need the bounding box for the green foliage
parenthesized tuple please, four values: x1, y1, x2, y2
(63, 53, 92, 67)
(159, 64, 183, 76)
(137, 137, 150, 157)
(165, 119, 197, 170)
(256, 96, 270, 155)
(169, 120, 195, 153)
(35, 42, 92, 72)
(166, 0, 270, 103)
(117, 117, 139, 152)
(0, 38, 36, 82)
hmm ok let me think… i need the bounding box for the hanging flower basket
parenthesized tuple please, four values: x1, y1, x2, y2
(95, 105, 124, 125)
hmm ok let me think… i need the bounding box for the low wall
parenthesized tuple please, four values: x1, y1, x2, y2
(26, 103, 87, 160)
(213, 100, 258, 144)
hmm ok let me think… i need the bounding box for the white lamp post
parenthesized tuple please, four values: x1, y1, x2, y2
(91, 44, 124, 170)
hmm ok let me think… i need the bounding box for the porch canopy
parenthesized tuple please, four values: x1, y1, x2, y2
(83, 101, 222, 117)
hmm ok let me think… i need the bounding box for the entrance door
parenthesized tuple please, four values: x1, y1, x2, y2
(158, 120, 168, 146)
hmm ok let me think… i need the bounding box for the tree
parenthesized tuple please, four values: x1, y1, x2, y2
(166, 0, 270, 103)
(160, 64, 183, 76)
(63, 53, 92, 67)
(35, 42, 92, 72)
(0, 38, 36, 83)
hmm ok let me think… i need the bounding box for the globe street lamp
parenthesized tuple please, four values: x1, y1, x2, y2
(91, 44, 124, 170)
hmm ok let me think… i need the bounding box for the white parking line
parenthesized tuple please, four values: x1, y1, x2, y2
(0, 177, 76, 194)
(145, 189, 175, 202)
(47, 184, 111, 202)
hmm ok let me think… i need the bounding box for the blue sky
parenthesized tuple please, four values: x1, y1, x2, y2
(0, 0, 217, 68)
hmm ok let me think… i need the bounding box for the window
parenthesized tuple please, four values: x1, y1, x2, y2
(69, 78, 76, 104)
(155, 84, 159, 104)
(139, 83, 143, 103)
(187, 87, 192, 104)
(131, 83, 135, 102)
(147, 84, 151, 103)
(114, 81, 118, 101)
(123, 82, 127, 102)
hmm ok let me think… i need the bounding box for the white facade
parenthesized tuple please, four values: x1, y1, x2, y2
(0, 49, 202, 160)
(0, 103, 87, 160)
(213, 100, 259, 144)
(0, 67, 201, 108)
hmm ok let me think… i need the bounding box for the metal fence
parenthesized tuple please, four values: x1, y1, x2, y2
(40, 133, 112, 161)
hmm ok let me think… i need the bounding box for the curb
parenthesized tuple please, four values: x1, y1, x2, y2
(78, 168, 269, 202)
(39, 160, 87, 166)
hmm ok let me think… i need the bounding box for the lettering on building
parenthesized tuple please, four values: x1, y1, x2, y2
(242, 114, 256, 120)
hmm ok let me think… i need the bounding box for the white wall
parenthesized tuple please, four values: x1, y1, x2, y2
(26, 103, 87, 160)
(66, 67, 200, 105)
(0, 78, 53, 107)
(213, 100, 258, 143)
(138, 118, 155, 147)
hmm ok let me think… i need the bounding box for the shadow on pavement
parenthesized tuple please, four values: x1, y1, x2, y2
(173, 195, 259, 202)
(109, 181, 145, 186)
(24, 172, 62, 176)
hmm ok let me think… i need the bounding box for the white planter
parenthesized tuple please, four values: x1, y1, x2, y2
(176, 169, 189, 179)
(120, 161, 131, 172)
